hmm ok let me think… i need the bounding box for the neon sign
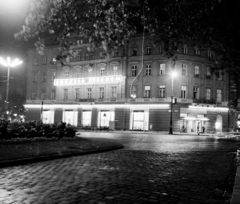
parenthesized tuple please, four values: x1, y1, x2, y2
(54, 75, 124, 86)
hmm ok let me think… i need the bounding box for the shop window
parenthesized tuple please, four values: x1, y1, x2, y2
(82, 110, 91, 126)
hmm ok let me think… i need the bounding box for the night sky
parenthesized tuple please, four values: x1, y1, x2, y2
(0, 0, 30, 55)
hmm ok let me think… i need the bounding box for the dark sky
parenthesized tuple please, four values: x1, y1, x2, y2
(0, 0, 30, 56)
(0, 0, 30, 80)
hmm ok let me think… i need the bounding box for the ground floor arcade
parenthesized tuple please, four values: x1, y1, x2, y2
(25, 102, 229, 133)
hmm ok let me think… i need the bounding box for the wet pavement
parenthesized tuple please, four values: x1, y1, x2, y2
(0, 132, 239, 204)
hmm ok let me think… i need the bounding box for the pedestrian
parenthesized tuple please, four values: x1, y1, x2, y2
(202, 126, 205, 133)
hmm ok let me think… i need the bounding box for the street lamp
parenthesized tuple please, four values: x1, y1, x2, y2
(0, 57, 22, 114)
(169, 71, 177, 134)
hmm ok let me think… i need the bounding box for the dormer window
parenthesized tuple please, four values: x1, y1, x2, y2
(195, 48, 201, 55)
(183, 45, 188, 54)
(207, 50, 212, 58)
(132, 47, 137, 56)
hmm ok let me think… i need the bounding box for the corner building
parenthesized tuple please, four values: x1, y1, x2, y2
(25, 35, 229, 133)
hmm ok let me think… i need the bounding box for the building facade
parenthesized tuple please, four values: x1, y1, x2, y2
(25, 35, 230, 133)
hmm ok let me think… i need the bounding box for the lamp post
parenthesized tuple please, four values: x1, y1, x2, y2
(169, 71, 177, 134)
(0, 57, 22, 115)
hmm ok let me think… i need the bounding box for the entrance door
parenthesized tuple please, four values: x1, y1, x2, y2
(133, 111, 144, 130)
(215, 115, 223, 132)
(100, 111, 110, 127)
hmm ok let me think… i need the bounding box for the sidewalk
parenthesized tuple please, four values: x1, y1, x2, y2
(0, 137, 123, 168)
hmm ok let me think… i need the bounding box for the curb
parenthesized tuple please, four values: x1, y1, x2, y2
(231, 149, 240, 204)
(0, 144, 124, 168)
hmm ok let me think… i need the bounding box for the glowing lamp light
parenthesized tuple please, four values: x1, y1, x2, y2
(0, 57, 22, 68)
(171, 71, 177, 78)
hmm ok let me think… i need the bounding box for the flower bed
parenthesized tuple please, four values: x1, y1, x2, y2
(0, 119, 77, 140)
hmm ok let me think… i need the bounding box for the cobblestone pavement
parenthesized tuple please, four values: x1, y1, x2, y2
(0, 133, 239, 204)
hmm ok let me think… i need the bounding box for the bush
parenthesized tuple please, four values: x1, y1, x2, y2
(0, 119, 77, 140)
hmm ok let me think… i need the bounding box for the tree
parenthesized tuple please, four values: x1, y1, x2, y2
(15, 0, 145, 56)
(16, 0, 240, 108)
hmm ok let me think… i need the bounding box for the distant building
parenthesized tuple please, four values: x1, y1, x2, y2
(25, 34, 230, 133)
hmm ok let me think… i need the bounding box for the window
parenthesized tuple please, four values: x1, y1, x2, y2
(51, 90, 56, 100)
(217, 89, 222, 102)
(159, 46, 163, 54)
(88, 68, 92, 76)
(76, 70, 81, 77)
(207, 50, 212, 58)
(42, 72, 47, 82)
(85, 54, 89, 60)
(33, 57, 38, 65)
(159, 85, 166, 98)
(145, 64, 151, 76)
(113, 49, 118, 57)
(146, 45, 151, 55)
(183, 45, 188, 54)
(52, 72, 56, 81)
(76, 53, 81, 61)
(75, 88, 80, 99)
(195, 48, 201, 55)
(217, 71, 223, 80)
(133, 47, 137, 56)
(65, 70, 69, 78)
(131, 86, 137, 98)
(41, 90, 46, 100)
(159, 64, 165, 75)
(99, 87, 104, 99)
(144, 86, 151, 98)
(32, 73, 37, 82)
(64, 89, 68, 100)
(206, 88, 211, 100)
(181, 86, 187, 98)
(87, 88, 92, 99)
(111, 87, 117, 98)
(42, 56, 47, 64)
(31, 92, 36, 100)
(206, 67, 211, 78)
(113, 66, 118, 75)
(182, 64, 187, 76)
(66, 56, 70, 63)
(132, 65, 137, 77)
(194, 66, 199, 77)
(193, 87, 200, 99)
(100, 67, 105, 76)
